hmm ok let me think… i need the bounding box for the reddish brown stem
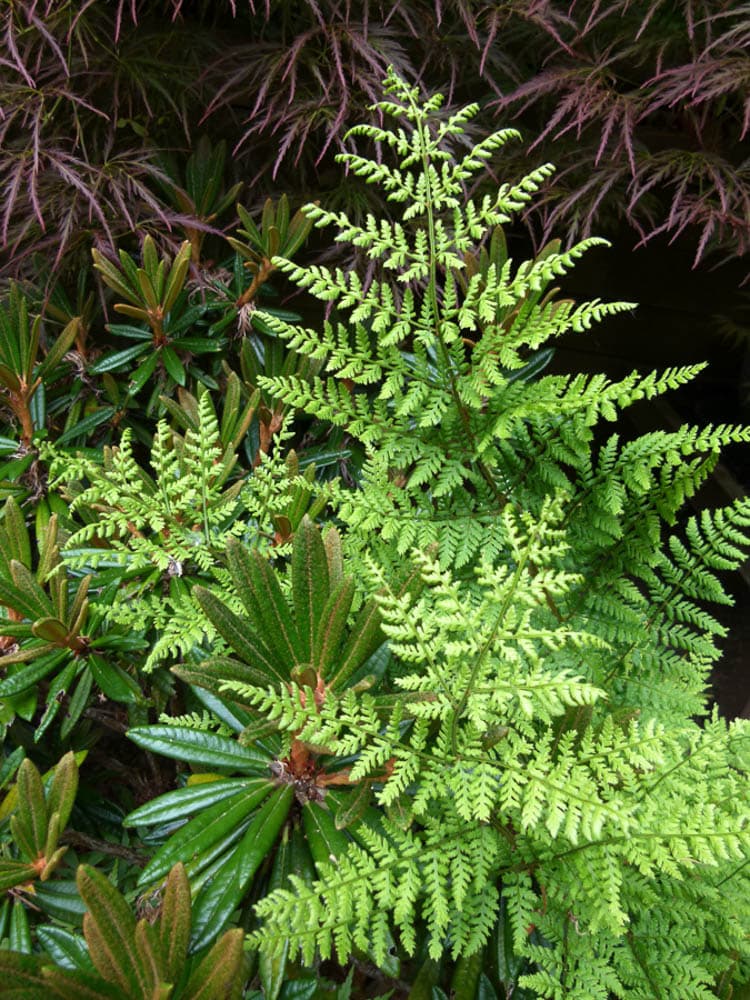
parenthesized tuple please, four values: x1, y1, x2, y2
(11, 378, 40, 446)
(236, 258, 275, 308)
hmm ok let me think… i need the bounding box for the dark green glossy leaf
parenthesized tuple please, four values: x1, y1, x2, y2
(302, 800, 350, 873)
(297, 445, 352, 471)
(332, 781, 372, 831)
(34, 661, 76, 741)
(450, 952, 483, 1000)
(476, 974, 499, 1000)
(105, 324, 152, 341)
(172, 337, 224, 353)
(0, 454, 35, 482)
(10, 898, 32, 953)
(87, 344, 150, 374)
(34, 881, 87, 925)
(124, 777, 255, 827)
(263, 307, 302, 323)
(189, 685, 254, 734)
(35, 926, 92, 973)
(127, 725, 271, 772)
(137, 780, 274, 886)
(288, 821, 316, 888)
(60, 668, 92, 740)
(190, 784, 292, 951)
(128, 352, 159, 395)
(161, 345, 186, 386)
(257, 826, 292, 996)
(166, 304, 210, 337)
(29, 382, 46, 430)
(207, 309, 238, 337)
(506, 346, 555, 385)
(0, 860, 38, 892)
(0, 746, 24, 790)
(0, 650, 66, 697)
(56, 407, 116, 445)
(88, 655, 142, 704)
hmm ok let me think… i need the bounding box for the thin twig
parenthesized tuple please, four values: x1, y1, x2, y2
(60, 830, 147, 868)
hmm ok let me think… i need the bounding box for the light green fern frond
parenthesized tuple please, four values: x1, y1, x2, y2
(157, 709, 232, 737)
(224, 73, 750, 995)
(46, 396, 330, 672)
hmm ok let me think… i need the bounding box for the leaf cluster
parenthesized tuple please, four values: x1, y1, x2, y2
(0, 862, 246, 999)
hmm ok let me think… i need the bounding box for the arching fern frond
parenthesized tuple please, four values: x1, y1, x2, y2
(235, 73, 750, 995)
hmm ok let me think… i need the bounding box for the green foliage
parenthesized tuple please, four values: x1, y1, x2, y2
(46, 392, 328, 671)
(0, 285, 80, 499)
(121, 519, 391, 956)
(156, 136, 244, 263)
(250, 551, 750, 976)
(0, 752, 78, 893)
(0, 503, 144, 737)
(231, 72, 750, 997)
(254, 72, 747, 583)
(227, 195, 317, 310)
(188, 515, 384, 698)
(0, 862, 246, 999)
(54, 389, 248, 574)
(1, 68, 749, 1000)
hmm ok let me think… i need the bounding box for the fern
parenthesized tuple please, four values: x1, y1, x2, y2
(157, 709, 233, 738)
(252, 70, 750, 585)
(233, 73, 750, 998)
(46, 393, 328, 671)
(249, 545, 750, 986)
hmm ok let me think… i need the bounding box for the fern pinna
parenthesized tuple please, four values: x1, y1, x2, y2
(199, 71, 750, 997)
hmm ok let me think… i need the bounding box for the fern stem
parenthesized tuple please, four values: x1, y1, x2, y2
(450, 527, 534, 754)
(626, 932, 664, 999)
(408, 86, 507, 510)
